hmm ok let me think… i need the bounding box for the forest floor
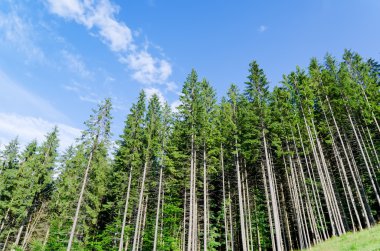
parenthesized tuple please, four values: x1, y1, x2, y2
(307, 223, 380, 251)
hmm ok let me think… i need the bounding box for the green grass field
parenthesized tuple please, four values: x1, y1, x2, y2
(307, 224, 380, 251)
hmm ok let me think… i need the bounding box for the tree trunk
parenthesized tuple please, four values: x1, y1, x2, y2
(187, 132, 195, 251)
(119, 167, 133, 251)
(263, 130, 283, 250)
(325, 95, 373, 227)
(235, 138, 248, 251)
(203, 143, 208, 251)
(67, 148, 95, 251)
(153, 166, 163, 251)
(221, 145, 229, 250)
(43, 225, 50, 248)
(132, 160, 149, 251)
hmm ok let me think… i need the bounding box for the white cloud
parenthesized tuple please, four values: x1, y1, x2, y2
(46, 0, 172, 84)
(61, 50, 92, 79)
(144, 87, 166, 104)
(47, 0, 84, 19)
(258, 25, 268, 33)
(47, 0, 133, 52)
(0, 113, 81, 151)
(0, 8, 45, 62)
(124, 51, 172, 84)
(165, 81, 178, 93)
(170, 100, 181, 113)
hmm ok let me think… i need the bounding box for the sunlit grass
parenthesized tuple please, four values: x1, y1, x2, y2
(307, 224, 380, 251)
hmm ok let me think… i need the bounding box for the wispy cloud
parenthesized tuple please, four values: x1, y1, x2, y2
(46, 0, 172, 85)
(61, 50, 93, 79)
(64, 81, 127, 110)
(64, 81, 101, 104)
(258, 25, 268, 33)
(0, 70, 68, 122)
(165, 81, 179, 93)
(0, 7, 45, 63)
(0, 113, 80, 151)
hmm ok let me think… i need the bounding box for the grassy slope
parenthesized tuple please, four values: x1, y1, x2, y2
(308, 224, 380, 251)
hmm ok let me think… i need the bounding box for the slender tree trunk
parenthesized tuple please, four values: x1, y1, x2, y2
(153, 166, 163, 251)
(263, 130, 283, 250)
(67, 148, 95, 251)
(43, 225, 50, 248)
(124, 236, 130, 251)
(0, 207, 10, 234)
(235, 138, 248, 251)
(119, 167, 133, 251)
(253, 188, 261, 251)
(221, 145, 229, 250)
(21, 214, 33, 248)
(310, 114, 346, 235)
(281, 184, 293, 250)
(22, 202, 46, 249)
(244, 167, 254, 251)
(262, 161, 276, 250)
(203, 143, 208, 251)
(2, 231, 10, 251)
(325, 95, 372, 227)
(346, 108, 380, 206)
(285, 146, 308, 248)
(365, 126, 380, 168)
(132, 160, 149, 251)
(241, 166, 249, 250)
(187, 132, 195, 251)
(160, 190, 165, 248)
(288, 131, 320, 244)
(138, 195, 149, 250)
(228, 181, 235, 251)
(182, 189, 187, 251)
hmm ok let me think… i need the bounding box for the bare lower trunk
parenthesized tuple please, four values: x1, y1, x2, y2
(43, 225, 50, 248)
(244, 167, 254, 250)
(119, 168, 133, 251)
(2, 231, 10, 251)
(263, 130, 282, 250)
(325, 96, 372, 227)
(138, 196, 149, 250)
(228, 181, 235, 251)
(221, 145, 229, 250)
(0, 207, 10, 234)
(262, 161, 275, 250)
(182, 190, 187, 251)
(235, 138, 248, 251)
(67, 149, 94, 251)
(153, 166, 163, 251)
(187, 132, 195, 251)
(14, 225, 24, 247)
(203, 144, 208, 251)
(346, 110, 380, 206)
(132, 160, 149, 251)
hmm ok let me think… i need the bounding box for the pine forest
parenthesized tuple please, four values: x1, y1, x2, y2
(1, 50, 380, 251)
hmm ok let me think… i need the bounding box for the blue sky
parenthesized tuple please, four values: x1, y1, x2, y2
(0, 0, 379, 149)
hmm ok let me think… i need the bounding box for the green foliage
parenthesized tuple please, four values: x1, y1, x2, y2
(1, 51, 379, 250)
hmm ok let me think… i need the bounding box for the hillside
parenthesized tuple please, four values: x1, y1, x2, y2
(308, 224, 380, 251)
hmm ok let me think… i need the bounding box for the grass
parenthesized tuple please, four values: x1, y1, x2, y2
(307, 224, 380, 251)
